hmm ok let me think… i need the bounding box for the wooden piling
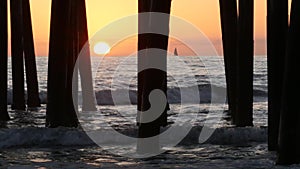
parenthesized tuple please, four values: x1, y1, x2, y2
(10, 0, 26, 110)
(0, 0, 10, 120)
(137, 0, 172, 153)
(277, 0, 300, 164)
(267, 0, 288, 151)
(65, 0, 78, 120)
(22, 0, 41, 108)
(234, 0, 254, 127)
(46, 0, 78, 127)
(219, 0, 238, 123)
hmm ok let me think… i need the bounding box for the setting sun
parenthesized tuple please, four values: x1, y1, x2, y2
(93, 42, 111, 55)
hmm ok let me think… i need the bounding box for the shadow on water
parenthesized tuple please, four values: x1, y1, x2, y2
(0, 121, 8, 129)
(2, 107, 45, 128)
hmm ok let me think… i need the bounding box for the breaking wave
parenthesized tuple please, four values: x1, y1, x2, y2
(6, 85, 267, 106)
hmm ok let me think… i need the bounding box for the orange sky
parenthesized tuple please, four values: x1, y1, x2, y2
(7, 0, 283, 56)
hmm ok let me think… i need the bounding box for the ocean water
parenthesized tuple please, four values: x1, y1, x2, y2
(1, 56, 297, 168)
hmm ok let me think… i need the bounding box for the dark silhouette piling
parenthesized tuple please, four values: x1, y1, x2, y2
(277, 0, 300, 165)
(9, 0, 40, 110)
(22, 0, 41, 108)
(137, 0, 172, 153)
(219, 0, 238, 123)
(219, 0, 254, 126)
(65, 0, 78, 120)
(10, 0, 26, 110)
(0, 0, 10, 120)
(267, 0, 288, 151)
(46, 0, 78, 127)
(46, 0, 93, 127)
(235, 0, 254, 127)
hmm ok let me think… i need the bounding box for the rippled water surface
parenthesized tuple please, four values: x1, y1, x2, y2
(2, 56, 290, 168)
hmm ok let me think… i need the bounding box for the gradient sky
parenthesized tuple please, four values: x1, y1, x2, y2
(7, 0, 287, 56)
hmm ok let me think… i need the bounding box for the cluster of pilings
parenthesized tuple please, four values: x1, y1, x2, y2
(0, 0, 96, 125)
(46, 0, 96, 127)
(219, 0, 254, 127)
(1, 0, 300, 165)
(1, 0, 40, 121)
(219, 0, 300, 165)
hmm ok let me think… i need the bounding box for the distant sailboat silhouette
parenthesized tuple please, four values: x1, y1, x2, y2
(174, 48, 178, 56)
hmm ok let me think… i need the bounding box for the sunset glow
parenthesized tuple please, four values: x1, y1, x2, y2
(7, 0, 291, 56)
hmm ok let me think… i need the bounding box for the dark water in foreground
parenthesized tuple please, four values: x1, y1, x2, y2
(0, 106, 298, 169)
(1, 144, 276, 169)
